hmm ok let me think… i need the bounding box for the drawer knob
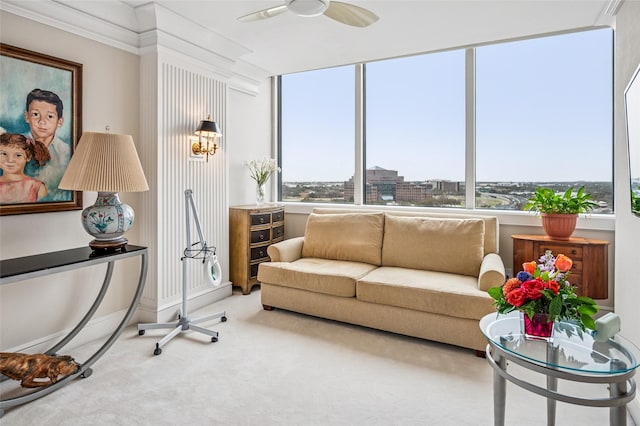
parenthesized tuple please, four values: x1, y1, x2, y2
(571, 249, 577, 255)
(260, 218, 265, 224)
(260, 234, 265, 240)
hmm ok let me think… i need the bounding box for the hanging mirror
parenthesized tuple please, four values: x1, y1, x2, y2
(624, 64, 640, 217)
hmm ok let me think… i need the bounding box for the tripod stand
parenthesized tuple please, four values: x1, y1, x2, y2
(137, 189, 227, 355)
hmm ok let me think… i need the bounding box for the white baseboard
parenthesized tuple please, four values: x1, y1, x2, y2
(5, 282, 232, 354)
(135, 281, 232, 323)
(5, 309, 130, 354)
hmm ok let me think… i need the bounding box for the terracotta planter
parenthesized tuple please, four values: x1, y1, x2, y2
(541, 213, 577, 240)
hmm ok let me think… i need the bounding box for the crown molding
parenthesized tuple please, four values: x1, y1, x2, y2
(1, 0, 270, 93)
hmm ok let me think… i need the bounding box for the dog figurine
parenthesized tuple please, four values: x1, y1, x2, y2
(0, 352, 80, 388)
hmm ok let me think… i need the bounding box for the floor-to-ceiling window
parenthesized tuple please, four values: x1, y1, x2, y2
(475, 29, 613, 212)
(279, 28, 613, 213)
(280, 65, 354, 204)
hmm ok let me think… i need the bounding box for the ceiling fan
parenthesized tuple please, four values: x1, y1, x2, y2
(238, 0, 379, 28)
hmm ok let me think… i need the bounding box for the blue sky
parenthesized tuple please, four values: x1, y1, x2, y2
(281, 28, 613, 183)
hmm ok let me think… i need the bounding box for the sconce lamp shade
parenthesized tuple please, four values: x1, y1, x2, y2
(195, 119, 221, 138)
(59, 131, 149, 251)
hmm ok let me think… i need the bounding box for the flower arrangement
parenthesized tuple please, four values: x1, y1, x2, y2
(488, 250, 599, 331)
(244, 157, 281, 186)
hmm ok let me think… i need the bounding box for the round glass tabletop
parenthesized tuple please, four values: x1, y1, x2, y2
(480, 311, 640, 374)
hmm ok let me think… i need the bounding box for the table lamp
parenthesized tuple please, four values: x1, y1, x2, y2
(59, 131, 149, 251)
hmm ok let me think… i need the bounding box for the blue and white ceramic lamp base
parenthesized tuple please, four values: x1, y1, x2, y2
(81, 192, 134, 251)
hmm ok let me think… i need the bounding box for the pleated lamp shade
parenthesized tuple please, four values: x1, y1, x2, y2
(59, 132, 149, 192)
(59, 131, 148, 251)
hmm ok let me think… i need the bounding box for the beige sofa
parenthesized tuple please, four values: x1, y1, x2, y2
(257, 208, 505, 352)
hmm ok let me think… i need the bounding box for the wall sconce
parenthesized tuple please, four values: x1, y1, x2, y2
(193, 115, 222, 162)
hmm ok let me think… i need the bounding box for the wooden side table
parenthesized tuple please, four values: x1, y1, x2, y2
(229, 204, 285, 295)
(512, 234, 608, 299)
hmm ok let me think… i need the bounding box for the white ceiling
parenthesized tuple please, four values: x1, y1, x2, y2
(5, 0, 618, 76)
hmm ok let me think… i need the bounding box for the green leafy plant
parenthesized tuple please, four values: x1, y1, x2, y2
(524, 185, 598, 214)
(488, 250, 599, 331)
(632, 186, 640, 214)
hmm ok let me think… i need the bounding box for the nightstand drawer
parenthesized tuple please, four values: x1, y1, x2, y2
(537, 243, 583, 260)
(272, 225, 284, 240)
(249, 262, 260, 279)
(250, 245, 270, 261)
(272, 209, 284, 223)
(250, 228, 271, 244)
(251, 213, 271, 226)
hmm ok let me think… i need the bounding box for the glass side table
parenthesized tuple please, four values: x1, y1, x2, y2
(480, 311, 640, 426)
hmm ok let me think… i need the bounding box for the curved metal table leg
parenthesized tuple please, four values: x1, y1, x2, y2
(0, 248, 148, 417)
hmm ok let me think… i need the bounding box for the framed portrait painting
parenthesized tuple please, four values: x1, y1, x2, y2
(0, 43, 82, 215)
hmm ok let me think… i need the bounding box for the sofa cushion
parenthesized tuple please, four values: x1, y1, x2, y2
(301, 212, 384, 265)
(313, 208, 499, 254)
(356, 267, 495, 320)
(258, 258, 378, 298)
(381, 215, 485, 277)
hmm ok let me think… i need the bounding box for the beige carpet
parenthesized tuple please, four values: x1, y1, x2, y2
(1, 288, 635, 425)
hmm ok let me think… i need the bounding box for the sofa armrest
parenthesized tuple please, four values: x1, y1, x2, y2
(267, 237, 304, 262)
(478, 253, 506, 291)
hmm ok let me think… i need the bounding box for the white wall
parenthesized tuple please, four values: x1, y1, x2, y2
(614, 7, 640, 421)
(228, 85, 274, 207)
(0, 12, 142, 351)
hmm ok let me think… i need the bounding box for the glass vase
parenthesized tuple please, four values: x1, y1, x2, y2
(256, 183, 265, 205)
(523, 312, 554, 339)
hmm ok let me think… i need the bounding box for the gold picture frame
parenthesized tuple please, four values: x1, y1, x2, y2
(0, 43, 82, 215)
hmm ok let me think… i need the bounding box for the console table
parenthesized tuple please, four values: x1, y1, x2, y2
(0, 245, 148, 417)
(480, 312, 640, 426)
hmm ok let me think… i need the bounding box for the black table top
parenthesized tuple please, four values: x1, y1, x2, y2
(0, 245, 147, 282)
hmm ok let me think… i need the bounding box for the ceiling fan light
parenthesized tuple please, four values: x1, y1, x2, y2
(286, 0, 329, 17)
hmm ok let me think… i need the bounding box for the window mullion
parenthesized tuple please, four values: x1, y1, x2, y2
(465, 48, 476, 209)
(355, 63, 364, 205)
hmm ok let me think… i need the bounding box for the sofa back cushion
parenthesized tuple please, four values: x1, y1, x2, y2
(313, 208, 498, 254)
(301, 212, 385, 265)
(381, 215, 485, 277)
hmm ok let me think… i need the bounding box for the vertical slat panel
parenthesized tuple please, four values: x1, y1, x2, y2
(147, 59, 229, 308)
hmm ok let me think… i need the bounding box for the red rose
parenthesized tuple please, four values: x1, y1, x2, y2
(506, 289, 527, 307)
(521, 279, 544, 300)
(545, 280, 560, 295)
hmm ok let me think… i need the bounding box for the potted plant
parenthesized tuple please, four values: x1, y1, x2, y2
(524, 186, 597, 240)
(488, 250, 599, 338)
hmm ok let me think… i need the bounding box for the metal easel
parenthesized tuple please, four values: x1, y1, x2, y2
(137, 189, 227, 355)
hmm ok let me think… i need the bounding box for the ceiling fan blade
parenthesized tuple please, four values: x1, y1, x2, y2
(323, 1, 379, 27)
(238, 4, 288, 23)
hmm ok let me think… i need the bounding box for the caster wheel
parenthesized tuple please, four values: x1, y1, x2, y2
(80, 368, 93, 379)
(138, 329, 145, 336)
(221, 316, 227, 322)
(211, 337, 218, 343)
(154, 344, 162, 356)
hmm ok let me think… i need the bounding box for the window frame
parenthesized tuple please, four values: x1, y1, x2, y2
(275, 28, 615, 231)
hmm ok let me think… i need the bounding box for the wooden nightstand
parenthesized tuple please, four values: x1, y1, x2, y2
(229, 204, 285, 295)
(512, 234, 608, 299)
